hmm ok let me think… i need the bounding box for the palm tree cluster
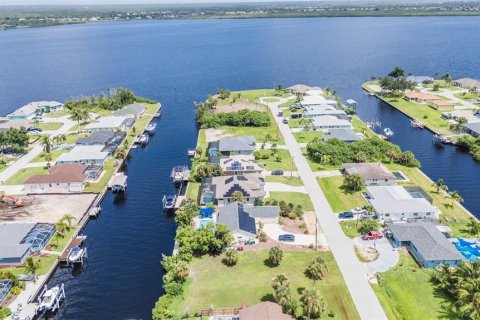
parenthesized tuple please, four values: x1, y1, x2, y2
(271, 274, 296, 315)
(69, 105, 91, 125)
(433, 261, 480, 319)
(342, 173, 365, 192)
(52, 214, 76, 248)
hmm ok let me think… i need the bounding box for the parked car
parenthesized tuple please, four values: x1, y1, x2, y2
(27, 127, 42, 133)
(338, 211, 354, 219)
(282, 118, 288, 124)
(278, 234, 295, 242)
(271, 170, 284, 176)
(277, 111, 284, 117)
(384, 229, 393, 239)
(361, 230, 384, 240)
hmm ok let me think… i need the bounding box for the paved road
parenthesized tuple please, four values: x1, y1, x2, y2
(261, 97, 387, 320)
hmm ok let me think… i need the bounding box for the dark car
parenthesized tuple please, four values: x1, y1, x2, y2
(271, 170, 284, 176)
(27, 127, 43, 132)
(278, 234, 295, 242)
(282, 118, 288, 124)
(338, 211, 354, 219)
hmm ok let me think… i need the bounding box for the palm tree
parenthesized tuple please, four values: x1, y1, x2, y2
(307, 257, 329, 286)
(272, 274, 290, 290)
(448, 191, 463, 207)
(432, 178, 448, 193)
(432, 264, 454, 292)
(320, 154, 330, 165)
(24, 257, 39, 283)
(300, 288, 326, 320)
(386, 149, 399, 162)
(61, 214, 76, 231)
(173, 260, 189, 282)
(52, 231, 65, 249)
(69, 107, 85, 125)
(40, 136, 52, 154)
(44, 153, 52, 168)
(455, 279, 480, 319)
(467, 218, 480, 236)
(268, 246, 283, 267)
(231, 191, 244, 203)
(274, 285, 292, 308)
(223, 249, 239, 266)
(441, 73, 452, 86)
(55, 220, 68, 237)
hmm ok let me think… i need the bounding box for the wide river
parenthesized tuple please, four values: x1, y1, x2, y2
(0, 17, 479, 319)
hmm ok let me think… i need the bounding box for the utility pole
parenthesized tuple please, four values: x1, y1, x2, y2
(290, 156, 294, 180)
(315, 217, 319, 251)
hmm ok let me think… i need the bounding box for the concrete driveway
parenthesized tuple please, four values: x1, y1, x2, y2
(353, 237, 400, 273)
(263, 223, 327, 247)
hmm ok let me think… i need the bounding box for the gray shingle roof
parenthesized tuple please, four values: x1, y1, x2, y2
(217, 202, 256, 236)
(113, 103, 145, 117)
(76, 131, 124, 145)
(463, 122, 480, 135)
(218, 136, 256, 153)
(0, 223, 36, 261)
(322, 129, 362, 142)
(390, 223, 463, 261)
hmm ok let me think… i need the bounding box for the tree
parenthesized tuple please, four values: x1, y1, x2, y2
(432, 178, 448, 193)
(307, 257, 329, 285)
(268, 246, 283, 267)
(358, 218, 379, 235)
(441, 73, 452, 86)
(388, 67, 405, 79)
(115, 147, 127, 160)
(69, 106, 88, 125)
(231, 190, 244, 203)
(342, 173, 365, 192)
(433, 83, 440, 91)
(61, 214, 76, 231)
(223, 248, 238, 266)
(275, 285, 292, 309)
(172, 260, 189, 282)
(448, 191, 464, 207)
(24, 257, 39, 282)
(467, 218, 480, 236)
(44, 152, 52, 168)
(272, 274, 290, 291)
(300, 288, 326, 319)
(40, 135, 52, 154)
(52, 231, 64, 248)
(55, 220, 68, 236)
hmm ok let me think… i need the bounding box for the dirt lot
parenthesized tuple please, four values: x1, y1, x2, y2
(213, 101, 265, 113)
(0, 193, 98, 223)
(205, 128, 232, 143)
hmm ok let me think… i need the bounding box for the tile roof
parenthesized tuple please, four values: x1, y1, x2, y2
(343, 163, 396, 180)
(24, 164, 87, 184)
(239, 302, 294, 320)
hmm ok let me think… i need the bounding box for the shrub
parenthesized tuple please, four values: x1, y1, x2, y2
(163, 281, 184, 297)
(288, 212, 297, 220)
(258, 231, 268, 242)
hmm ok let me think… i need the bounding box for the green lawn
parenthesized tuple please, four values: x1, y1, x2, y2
(46, 227, 77, 251)
(372, 251, 458, 320)
(37, 122, 63, 131)
(293, 130, 323, 143)
(68, 123, 87, 132)
(318, 176, 368, 213)
(3, 254, 58, 277)
(340, 221, 361, 238)
(454, 91, 480, 101)
(64, 133, 89, 144)
(423, 80, 462, 92)
(186, 182, 200, 202)
(279, 98, 296, 109)
(5, 167, 47, 185)
(175, 250, 360, 320)
(288, 119, 302, 128)
(31, 149, 68, 163)
(264, 97, 280, 102)
(44, 109, 69, 118)
(255, 149, 296, 171)
(264, 175, 303, 186)
(268, 191, 313, 211)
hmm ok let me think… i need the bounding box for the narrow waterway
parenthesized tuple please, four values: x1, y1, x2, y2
(0, 16, 479, 319)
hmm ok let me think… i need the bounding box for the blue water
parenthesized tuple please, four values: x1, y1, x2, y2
(1, 17, 480, 319)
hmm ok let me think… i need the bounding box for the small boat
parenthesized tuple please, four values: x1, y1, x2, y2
(37, 285, 62, 313)
(188, 149, 196, 157)
(410, 119, 425, 128)
(384, 128, 394, 137)
(433, 134, 452, 145)
(111, 173, 128, 193)
(162, 195, 176, 210)
(139, 134, 149, 145)
(68, 246, 84, 263)
(145, 122, 157, 134)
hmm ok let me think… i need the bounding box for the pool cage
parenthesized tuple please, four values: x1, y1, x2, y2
(20, 223, 56, 253)
(0, 279, 12, 304)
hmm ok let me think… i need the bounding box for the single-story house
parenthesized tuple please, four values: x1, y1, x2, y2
(454, 78, 480, 90)
(406, 76, 435, 86)
(303, 104, 346, 118)
(239, 302, 294, 320)
(208, 135, 256, 156)
(389, 222, 463, 268)
(404, 92, 438, 103)
(366, 185, 438, 221)
(112, 103, 145, 118)
(7, 101, 64, 120)
(287, 84, 312, 95)
(300, 95, 337, 108)
(343, 162, 397, 185)
(0, 222, 55, 266)
(201, 173, 265, 206)
(76, 130, 126, 146)
(24, 164, 87, 193)
(84, 116, 134, 132)
(215, 155, 263, 175)
(322, 128, 363, 143)
(441, 110, 480, 123)
(463, 122, 480, 137)
(55, 145, 109, 165)
(311, 115, 352, 130)
(217, 202, 280, 243)
(0, 118, 32, 132)
(429, 100, 455, 110)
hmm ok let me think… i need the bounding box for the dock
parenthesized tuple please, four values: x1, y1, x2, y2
(170, 165, 190, 186)
(174, 195, 186, 209)
(59, 235, 87, 265)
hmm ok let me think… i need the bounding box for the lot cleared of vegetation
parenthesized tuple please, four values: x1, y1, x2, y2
(37, 122, 63, 131)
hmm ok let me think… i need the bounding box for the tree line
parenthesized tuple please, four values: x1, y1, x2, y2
(0, 127, 29, 153)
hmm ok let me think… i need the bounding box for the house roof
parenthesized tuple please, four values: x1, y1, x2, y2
(0, 223, 36, 261)
(0, 119, 32, 131)
(239, 302, 294, 320)
(218, 135, 256, 153)
(219, 155, 263, 172)
(216, 202, 257, 236)
(405, 76, 434, 84)
(56, 145, 109, 163)
(211, 173, 265, 199)
(431, 100, 455, 107)
(389, 223, 463, 261)
(343, 163, 396, 180)
(24, 164, 87, 185)
(312, 115, 352, 128)
(323, 129, 363, 142)
(7, 101, 63, 117)
(369, 198, 437, 214)
(463, 122, 480, 135)
(85, 116, 129, 130)
(304, 104, 345, 116)
(404, 92, 438, 101)
(287, 84, 312, 94)
(112, 103, 145, 117)
(454, 78, 480, 89)
(76, 131, 125, 145)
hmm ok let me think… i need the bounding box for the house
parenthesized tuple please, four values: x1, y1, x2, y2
(453, 78, 480, 90)
(300, 95, 337, 108)
(463, 122, 480, 137)
(214, 155, 264, 175)
(0, 118, 32, 132)
(343, 162, 396, 185)
(217, 202, 280, 243)
(311, 115, 352, 130)
(441, 110, 480, 123)
(112, 103, 145, 118)
(404, 92, 438, 103)
(429, 100, 455, 110)
(76, 131, 126, 146)
(55, 145, 109, 165)
(287, 84, 312, 95)
(201, 173, 265, 206)
(24, 164, 87, 193)
(208, 135, 256, 156)
(322, 128, 363, 143)
(366, 185, 438, 221)
(0, 222, 55, 266)
(303, 104, 346, 118)
(389, 223, 463, 268)
(6, 101, 64, 120)
(405, 76, 434, 86)
(239, 302, 294, 320)
(85, 116, 134, 132)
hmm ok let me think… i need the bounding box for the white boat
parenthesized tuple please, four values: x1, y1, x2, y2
(38, 286, 61, 313)
(433, 134, 452, 145)
(383, 128, 394, 137)
(68, 246, 84, 263)
(410, 119, 425, 128)
(139, 134, 149, 145)
(145, 122, 157, 134)
(162, 195, 176, 210)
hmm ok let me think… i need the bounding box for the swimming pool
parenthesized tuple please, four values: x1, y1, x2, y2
(454, 238, 480, 261)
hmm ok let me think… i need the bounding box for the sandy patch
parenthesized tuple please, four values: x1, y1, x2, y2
(355, 244, 379, 262)
(205, 128, 232, 143)
(213, 101, 265, 114)
(282, 217, 309, 234)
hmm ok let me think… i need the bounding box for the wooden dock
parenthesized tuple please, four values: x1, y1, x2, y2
(59, 236, 87, 264)
(174, 195, 186, 209)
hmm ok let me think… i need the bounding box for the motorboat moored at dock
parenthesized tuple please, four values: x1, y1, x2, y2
(68, 246, 85, 264)
(170, 166, 190, 187)
(145, 122, 157, 135)
(110, 173, 128, 193)
(433, 134, 453, 145)
(36, 284, 65, 314)
(139, 133, 149, 145)
(162, 195, 176, 211)
(383, 128, 394, 137)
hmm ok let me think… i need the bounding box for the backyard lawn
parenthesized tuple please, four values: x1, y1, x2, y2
(268, 191, 313, 211)
(255, 149, 296, 171)
(3, 254, 58, 277)
(318, 176, 368, 213)
(454, 91, 480, 101)
(175, 250, 360, 319)
(264, 175, 303, 186)
(186, 182, 200, 202)
(5, 167, 47, 185)
(293, 130, 323, 143)
(43, 109, 69, 118)
(372, 251, 458, 320)
(37, 122, 63, 131)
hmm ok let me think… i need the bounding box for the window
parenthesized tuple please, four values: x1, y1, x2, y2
(413, 213, 418, 216)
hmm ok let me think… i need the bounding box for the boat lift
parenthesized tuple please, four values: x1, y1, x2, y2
(36, 283, 65, 314)
(170, 166, 190, 187)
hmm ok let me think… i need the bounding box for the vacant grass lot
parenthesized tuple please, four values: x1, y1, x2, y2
(293, 130, 323, 143)
(318, 176, 367, 213)
(268, 191, 313, 211)
(176, 250, 359, 319)
(373, 251, 458, 320)
(186, 182, 200, 202)
(37, 122, 63, 131)
(454, 91, 480, 101)
(255, 149, 296, 171)
(264, 175, 303, 186)
(31, 149, 68, 163)
(5, 167, 47, 185)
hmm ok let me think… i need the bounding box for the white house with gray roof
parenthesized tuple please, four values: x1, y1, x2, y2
(343, 162, 397, 185)
(311, 115, 352, 130)
(389, 223, 463, 268)
(303, 105, 346, 118)
(112, 103, 145, 118)
(322, 129, 363, 143)
(55, 145, 109, 165)
(208, 135, 256, 156)
(85, 116, 134, 132)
